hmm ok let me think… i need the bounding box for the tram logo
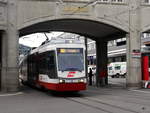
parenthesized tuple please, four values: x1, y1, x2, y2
(67, 72, 76, 77)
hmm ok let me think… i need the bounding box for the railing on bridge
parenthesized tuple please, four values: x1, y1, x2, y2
(102, 0, 125, 3)
(62, 0, 126, 4)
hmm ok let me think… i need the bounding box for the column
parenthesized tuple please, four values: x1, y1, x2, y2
(84, 38, 88, 79)
(96, 40, 108, 87)
(126, 0, 142, 89)
(1, 0, 19, 92)
(1, 31, 7, 91)
(0, 33, 1, 90)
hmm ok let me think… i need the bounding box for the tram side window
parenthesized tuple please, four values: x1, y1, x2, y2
(39, 51, 57, 78)
(39, 53, 47, 74)
(47, 52, 56, 78)
(28, 55, 37, 78)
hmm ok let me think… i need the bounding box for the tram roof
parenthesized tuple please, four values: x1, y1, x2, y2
(29, 40, 85, 55)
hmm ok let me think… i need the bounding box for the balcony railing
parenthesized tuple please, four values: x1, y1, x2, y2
(62, 0, 126, 4)
(111, 0, 125, 3)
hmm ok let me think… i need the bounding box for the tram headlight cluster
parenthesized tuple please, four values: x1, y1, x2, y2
(59, 79, 86, 83)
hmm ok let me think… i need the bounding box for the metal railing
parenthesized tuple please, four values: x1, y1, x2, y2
(61, 0, 126, 4)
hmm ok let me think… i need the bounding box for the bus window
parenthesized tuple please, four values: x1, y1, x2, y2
(108, 67, 112, 70)
(115, 66, 121, 70)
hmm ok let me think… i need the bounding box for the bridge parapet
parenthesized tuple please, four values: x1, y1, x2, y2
(52, 0, 128, 4)
(50, 0, 150, 6)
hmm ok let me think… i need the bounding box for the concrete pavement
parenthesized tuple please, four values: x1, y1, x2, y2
(0, 85, 150, 113)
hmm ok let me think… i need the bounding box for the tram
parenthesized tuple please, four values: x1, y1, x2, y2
(19, 40, 87, 91)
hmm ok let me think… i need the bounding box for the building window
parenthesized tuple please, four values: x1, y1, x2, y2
(99, 0, 109, 2)
(111, 0, 123, 3)
(142, 33, 150, 39)
(145, 0, 149, 3)
(118, 0, 123, 2)
(116, 38, 126, 46)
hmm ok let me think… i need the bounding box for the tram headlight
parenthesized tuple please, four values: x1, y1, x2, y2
(78, 79, 84, 83)
(80, 79, 84, 82)
(59, 80, 63, 83)
(59, 79, 65, 83)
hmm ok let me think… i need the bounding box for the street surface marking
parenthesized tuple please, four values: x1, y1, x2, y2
(130, 89, 150, 94)
(0, 92, 23, 97)
(108, 81, 123, 85)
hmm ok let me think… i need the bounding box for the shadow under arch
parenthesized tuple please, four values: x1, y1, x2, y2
(19, 19, 127, 40)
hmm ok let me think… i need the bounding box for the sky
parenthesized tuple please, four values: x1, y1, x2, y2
(19, 32, 64, 47)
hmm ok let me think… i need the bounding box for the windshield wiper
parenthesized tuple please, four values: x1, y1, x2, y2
(62, 67, 82, 72)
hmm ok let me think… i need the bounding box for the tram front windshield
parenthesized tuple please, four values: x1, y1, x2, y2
(57, 48, 84, 72)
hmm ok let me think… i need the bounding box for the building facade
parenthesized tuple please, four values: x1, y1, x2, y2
(87, 33, 150, 65)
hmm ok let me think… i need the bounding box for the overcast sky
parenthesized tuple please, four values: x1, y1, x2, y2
(19, 32, 63, 47)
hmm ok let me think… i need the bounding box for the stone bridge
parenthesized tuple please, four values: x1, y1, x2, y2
(0, 0, 150, 91)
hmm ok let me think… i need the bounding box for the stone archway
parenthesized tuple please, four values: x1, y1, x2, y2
(19, 18, 127, 87)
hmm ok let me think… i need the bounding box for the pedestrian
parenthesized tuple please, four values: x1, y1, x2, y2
(89, 68, 93, 86)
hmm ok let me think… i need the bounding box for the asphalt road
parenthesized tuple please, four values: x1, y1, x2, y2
(0, 82, 150, 113)
(91, 75, 126, 87)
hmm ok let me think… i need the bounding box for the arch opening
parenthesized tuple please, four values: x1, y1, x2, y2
(19, 19, 126, 41)
(19, 19, 128, 88)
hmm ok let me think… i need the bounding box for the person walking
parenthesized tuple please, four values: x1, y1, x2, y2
(89, 68, 93, 86)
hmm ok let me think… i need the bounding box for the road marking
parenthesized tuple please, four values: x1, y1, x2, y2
(130, 89, 150, 94)
(108, 81, 123, 85)
(0, 92, 23, 97)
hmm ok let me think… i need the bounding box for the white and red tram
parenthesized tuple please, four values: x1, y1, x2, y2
(20, 41, 87, 91)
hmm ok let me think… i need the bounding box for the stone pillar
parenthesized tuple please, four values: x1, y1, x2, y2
(96, 40, 108, 87)
(1, 31, 7, 91)
(84, 38, 88, 79)
(0, 33, 2, 90)
(1, 0, 19, 92)
(126, 0, 142, 89)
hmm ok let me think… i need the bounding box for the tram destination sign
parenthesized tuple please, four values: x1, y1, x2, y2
(58, 48, 82, 53)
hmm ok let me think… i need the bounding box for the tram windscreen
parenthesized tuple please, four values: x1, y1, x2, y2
(57, 48, 84, 71)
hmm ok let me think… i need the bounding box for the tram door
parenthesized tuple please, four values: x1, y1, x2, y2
(142, 54, 150, 81)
